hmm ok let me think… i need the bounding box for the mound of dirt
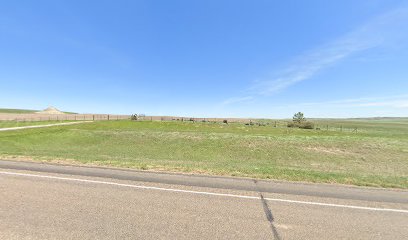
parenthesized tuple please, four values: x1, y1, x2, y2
(36, 106, 65, 114)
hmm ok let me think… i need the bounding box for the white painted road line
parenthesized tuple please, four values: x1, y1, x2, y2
(0, 121, 93, 131)
(1, 170, 407, 214)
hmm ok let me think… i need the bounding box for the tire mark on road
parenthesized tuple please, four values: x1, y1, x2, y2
(254, 180, 282, 240)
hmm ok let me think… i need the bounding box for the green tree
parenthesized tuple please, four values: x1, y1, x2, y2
(293, 112, 305, 123)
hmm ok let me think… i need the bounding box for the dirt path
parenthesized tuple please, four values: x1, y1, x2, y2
(0, 121, 93, 132)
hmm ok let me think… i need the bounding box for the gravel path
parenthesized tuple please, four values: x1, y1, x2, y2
(0, 121, 93, 131)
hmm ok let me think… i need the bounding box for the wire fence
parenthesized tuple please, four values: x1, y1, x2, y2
(0, 113, 130, 122)
(134, 116, 359, 133)
(0, 114, 359, 133)
(134, 115, 259, 123)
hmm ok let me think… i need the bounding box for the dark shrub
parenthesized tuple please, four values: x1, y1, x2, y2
(223, 119, 228, 124)
(287, 122, 298, 128)
(299, 121, 314, 129)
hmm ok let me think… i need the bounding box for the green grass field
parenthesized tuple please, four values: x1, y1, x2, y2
(0, 108, 38, 114)
(0, 119, 407, 188)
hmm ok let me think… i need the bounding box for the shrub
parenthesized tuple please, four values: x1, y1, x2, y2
(287, 121, 314, 129)
(223, 119, 228, 124)
(287, 122, 298, 128)
(299, 121, 314, 129)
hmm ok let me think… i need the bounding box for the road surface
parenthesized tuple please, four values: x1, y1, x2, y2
(0, 160, 407, 239)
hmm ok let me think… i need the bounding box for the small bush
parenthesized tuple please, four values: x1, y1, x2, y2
(245, 121, 254, 126)
(299, 121, 314, 129)
(223, 119, 228, 124)
(287, 121, 314, 129)
(287, 122, 298, 128)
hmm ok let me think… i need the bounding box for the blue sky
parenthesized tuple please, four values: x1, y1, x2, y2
(1, 0, 408, 118)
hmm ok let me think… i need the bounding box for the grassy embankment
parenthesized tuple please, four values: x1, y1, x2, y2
(0, 119, 407, 188)
(0, 108, 38, 114)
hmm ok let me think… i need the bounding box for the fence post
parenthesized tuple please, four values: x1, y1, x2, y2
(107, 115, 110, 120)
(340, 125, 343, 132)
(93, 115, 95, 121)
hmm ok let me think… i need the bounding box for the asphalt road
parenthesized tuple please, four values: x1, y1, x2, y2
(1, 160, 407, 239)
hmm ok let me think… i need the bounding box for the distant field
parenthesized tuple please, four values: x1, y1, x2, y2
(0, 108, 38, 114)
(0, 119, 407, 188)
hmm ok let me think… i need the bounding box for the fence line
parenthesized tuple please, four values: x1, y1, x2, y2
(0, 114, 359, 133)
(0, 113, 130, 122)
(135, 116, 258, 123)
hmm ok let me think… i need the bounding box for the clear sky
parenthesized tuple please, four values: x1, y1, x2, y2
(1, 0, 408, 118)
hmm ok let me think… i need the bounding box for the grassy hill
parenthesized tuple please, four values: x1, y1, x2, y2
(0, 108, 77, 114)
(0, 108, 38, 114)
